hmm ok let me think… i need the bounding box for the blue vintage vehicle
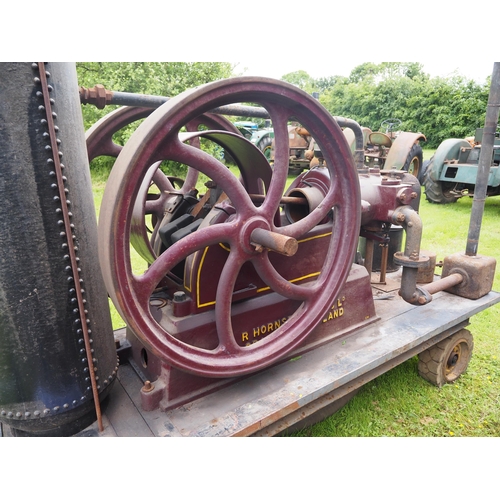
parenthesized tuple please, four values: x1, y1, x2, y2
(423, 127, 500, 204)
(235, 120, 274, 160)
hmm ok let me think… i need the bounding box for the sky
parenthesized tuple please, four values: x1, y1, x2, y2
(231, 60, 496, 84)
(5, 0, 497, 88)
(5, 0, 497, 87)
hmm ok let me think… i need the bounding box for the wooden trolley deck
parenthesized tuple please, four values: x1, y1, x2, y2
(69, 285, 500, 437)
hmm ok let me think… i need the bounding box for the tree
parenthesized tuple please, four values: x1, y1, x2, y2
(77, 62, 233, 129)
(77, 62, 234, 171)
(280, 71, 343, 95)
(281, 70, 315, 93)
(320, 63, 489, 148)
(348, 62, 381, 83)
(348, 62, 426, 83)
(315, 76, 343, 93)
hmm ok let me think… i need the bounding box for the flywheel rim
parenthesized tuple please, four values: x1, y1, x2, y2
(98, 77, 361, 378)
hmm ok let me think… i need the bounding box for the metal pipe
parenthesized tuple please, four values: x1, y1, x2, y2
(80, 85, 271, 118)
(79, 87, 366, 155)
(394, 205, 423, 261)
(421, 273, 463, 295)
(108, 91, 169, 109)
(334, 116, 365, 170)
(466, 62, 500, 256)
(392, 206, 430, 305)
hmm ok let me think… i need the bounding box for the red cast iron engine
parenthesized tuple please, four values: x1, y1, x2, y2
(94, 77, 490, 412)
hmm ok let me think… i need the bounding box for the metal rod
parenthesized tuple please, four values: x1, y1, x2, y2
(466, 62, 500, 256)
(379, 244, 388, 284)
(251, 228, 298, 256)
(41, 65, 104, 433)
(421, 273, 463, 295)
(364, 239, 374, 275)
(249, 194, 308, 205)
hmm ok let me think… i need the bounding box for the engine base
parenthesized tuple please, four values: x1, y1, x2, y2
(126, 264, 377, 411)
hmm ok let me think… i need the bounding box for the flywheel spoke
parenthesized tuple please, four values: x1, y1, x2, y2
(214, 249, 248, 354)
(252, 253, 317, 301)
(258, 105, 290, 214)
(160, 138, 256, 216)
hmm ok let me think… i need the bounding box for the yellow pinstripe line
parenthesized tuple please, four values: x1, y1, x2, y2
(194, 232, 331, 308)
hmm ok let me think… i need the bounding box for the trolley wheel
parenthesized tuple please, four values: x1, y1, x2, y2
(418, 329, 474, 387)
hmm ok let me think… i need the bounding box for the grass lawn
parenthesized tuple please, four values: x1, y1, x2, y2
(91, 148, 500, 437)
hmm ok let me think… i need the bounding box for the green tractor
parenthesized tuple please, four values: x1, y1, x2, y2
(234, 120, 259, 139)
(250, 119, 274, 160)
(235, 120, 274, 160)
(423, 127, 500, 204)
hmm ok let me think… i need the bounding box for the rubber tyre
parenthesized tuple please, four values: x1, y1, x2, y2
(418, 329, 473, 387)
(402, 142, 423, 181)
(423, 156, 458, 204)
(258, 135, 273, 161)
(420, 159, 430, 180)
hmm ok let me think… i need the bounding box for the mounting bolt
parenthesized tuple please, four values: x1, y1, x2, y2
(142, 380, 154, 393)
(173, 291, 186, 302)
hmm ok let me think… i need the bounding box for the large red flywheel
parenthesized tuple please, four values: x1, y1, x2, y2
(97, 77, 361, 378)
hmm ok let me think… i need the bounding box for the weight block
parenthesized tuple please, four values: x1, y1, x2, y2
(441, 252, 496, 299)
(417, 250, 437, 284)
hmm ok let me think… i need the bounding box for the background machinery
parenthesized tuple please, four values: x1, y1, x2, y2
(348, 118, 426, 181)
(272, 117, 426, 179)
(423, 126, 500, 204)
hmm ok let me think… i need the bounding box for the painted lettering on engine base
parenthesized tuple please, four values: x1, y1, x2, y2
(241, 316, 289, 345)
(322, 297, 345, 323)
